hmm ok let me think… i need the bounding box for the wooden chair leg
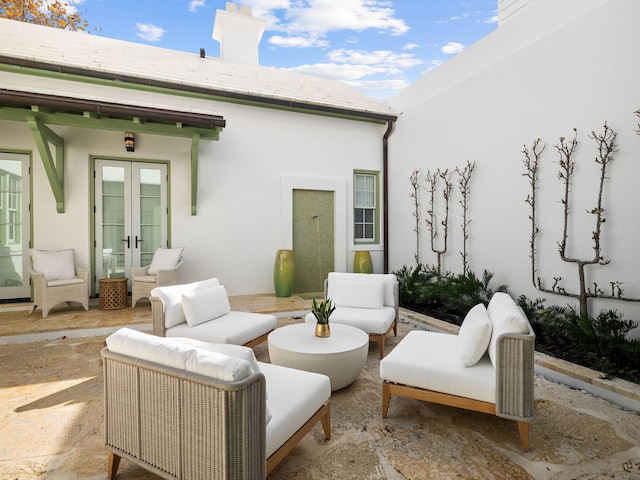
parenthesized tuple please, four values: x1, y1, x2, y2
(377, 337, 385, 358)
(107, 451, 121, 480)
(381, 382, 391, 417)
(321, 409, 331, 439)
(518, 421, 530, 452)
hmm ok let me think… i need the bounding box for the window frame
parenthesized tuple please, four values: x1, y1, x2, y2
(353, 170, 380, 244)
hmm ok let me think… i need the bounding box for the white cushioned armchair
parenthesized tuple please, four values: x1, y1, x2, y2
(305, 272, 399, 358)
(103, 328, 331, 479)
(380, 292, 535, 451)
(150, 278, 276, 348)
(131, 247, 184, 307)
(28, 249, 89, 318)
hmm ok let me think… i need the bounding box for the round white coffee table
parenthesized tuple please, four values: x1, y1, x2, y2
(268, 323, 369, 391)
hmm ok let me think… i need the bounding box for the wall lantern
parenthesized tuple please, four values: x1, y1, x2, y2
(124, 132, 135, 152)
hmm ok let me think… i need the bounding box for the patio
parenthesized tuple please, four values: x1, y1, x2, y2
(1, 296, 640, 479)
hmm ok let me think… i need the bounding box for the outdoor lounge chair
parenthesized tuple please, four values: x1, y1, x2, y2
(28, 248, 89, 318)
(131, 247, 184, 307)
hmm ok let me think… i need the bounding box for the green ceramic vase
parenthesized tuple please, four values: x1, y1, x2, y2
(353, 250, 373, 274)
(274, 249, 295, 297)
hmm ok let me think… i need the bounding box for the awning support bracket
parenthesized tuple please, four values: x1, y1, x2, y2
(27, 115, 65, 213)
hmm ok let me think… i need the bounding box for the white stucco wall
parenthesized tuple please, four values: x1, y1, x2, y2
(0, 84, 387, 296)
(387, 0, 640, 323)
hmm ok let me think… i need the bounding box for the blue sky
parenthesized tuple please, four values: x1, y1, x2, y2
(75, 0, 498, 99)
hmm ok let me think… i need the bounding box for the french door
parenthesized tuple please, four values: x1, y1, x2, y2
(0, 152, 31, 300)
(94, 159, 167, 292)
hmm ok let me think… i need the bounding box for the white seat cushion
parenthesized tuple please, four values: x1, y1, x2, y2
(47, 277, 84, 287)
(166, 311, 277, 345)
(151, 278, 221, 328)
(31, 249, 76, 281)
(380, 331, 496, 404)
(134, 276, 157, 283)
(260, 362, 331, 458)
(305, 306, 395, 335)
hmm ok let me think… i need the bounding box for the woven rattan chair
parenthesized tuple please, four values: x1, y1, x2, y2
(28, 249, 89, 318)
(131, 248, 183, 308)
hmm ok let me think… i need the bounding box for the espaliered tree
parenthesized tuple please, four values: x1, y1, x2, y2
(425, 168, 452, 280)
(409, 169, 421, 264)
(455, 160, 475, 274)
(523, 122, 640, 317)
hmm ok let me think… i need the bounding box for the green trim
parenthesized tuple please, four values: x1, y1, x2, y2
(27, 116, 65, 213)
(190, 133, 200, 216)
(353, 170, 381, 245)
(0, 63, 393, 125)
(0, 106, 221, 140)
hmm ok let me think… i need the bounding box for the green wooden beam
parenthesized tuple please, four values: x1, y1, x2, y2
(190, 133, 200, 216)
(27, 116, 65, 213)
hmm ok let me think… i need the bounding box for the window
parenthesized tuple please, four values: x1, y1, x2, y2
(354, 171, 379, 243)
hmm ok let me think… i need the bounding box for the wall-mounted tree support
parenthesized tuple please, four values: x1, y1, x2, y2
(409, 169, 420, 264)
(27, 115, 65, 213)
(190, 133, 200, 216)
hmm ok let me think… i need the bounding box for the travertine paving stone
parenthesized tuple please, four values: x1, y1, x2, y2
(1, 298, 639, 479)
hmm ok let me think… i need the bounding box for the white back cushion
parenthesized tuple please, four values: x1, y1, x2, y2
(31, 249, 76, 281)
(148, 247, 184, 275)
(486, 292, 530, 367)
(151, 278, 221, 328)
(457, 303, 492, 367)
(182, 285, 231, 326)
(106, 327, 251, 382)
(331, 279, 384, 309)
(327, 272, 397, 307)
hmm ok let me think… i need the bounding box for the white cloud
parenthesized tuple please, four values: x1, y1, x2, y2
(441, 42, 465, 54)
(403, 43, 419, 51)
(484, 14, 498, 24)
(189, 0, 205, 12)
(136, 23, 165, 42)
(245, 0, 409, 36)
(328, 49, 423, 69)
(288, 63, 388, 81)
(269, 35, 329, 48)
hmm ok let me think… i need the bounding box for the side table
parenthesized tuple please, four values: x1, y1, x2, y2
(99, 277, 128, 310)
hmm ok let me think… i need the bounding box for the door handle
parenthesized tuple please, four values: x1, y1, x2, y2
(135, 236, 142, 248)
(122, 236, 130, 249)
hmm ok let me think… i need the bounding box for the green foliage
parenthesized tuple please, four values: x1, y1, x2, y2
(311, 298, 335, 324)
(394, 266, 506, 319)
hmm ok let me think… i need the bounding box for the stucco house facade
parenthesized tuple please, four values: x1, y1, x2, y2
(1, 0, 639, 326)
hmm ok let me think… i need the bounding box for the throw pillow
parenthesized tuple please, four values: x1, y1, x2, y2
(457, 303, 492, 367)
(331, 279, 384, 309)
(30, 249, 76, 281)
(486, 292, 530, 367)
(148, 247, 184, 275)
(150, 278, 221, 328)
(182, 285, 231, 326)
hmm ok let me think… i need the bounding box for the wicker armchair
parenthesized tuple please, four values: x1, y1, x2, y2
(131, 248, 183, 308)
(28, 249, 89, 318)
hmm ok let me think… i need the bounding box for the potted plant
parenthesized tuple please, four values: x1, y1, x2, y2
(311, 297, 335, 337)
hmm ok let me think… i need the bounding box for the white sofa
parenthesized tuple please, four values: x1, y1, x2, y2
(380, 292, 535, 451)
(103, 328, 331, 479)
(305, 272, 398, 358)
(150, 278, 277, 348)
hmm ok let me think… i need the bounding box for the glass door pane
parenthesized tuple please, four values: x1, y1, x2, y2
(0, 153, 30, 299)
(134, 167, 165, 267)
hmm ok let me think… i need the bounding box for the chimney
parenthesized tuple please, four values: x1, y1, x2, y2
(212, 2, 267, 65)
